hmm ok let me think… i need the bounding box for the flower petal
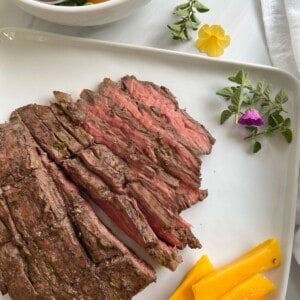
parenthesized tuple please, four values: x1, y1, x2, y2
(217, 35, 231, 48)
(198, 24, 212, 38)
(210, 25, 225, 37)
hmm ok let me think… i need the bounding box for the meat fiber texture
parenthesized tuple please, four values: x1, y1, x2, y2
(0, 117, 155, 300)
(0, 75, 215, 299)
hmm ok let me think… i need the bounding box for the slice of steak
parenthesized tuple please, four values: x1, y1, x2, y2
(41, 157, 156, 296)
(99, 78, 201, 175)
(62, 157, 182, 270)
(50, 103, 94, 148)
(0, 195, 39, 300)
(127, 182, 201, 249)
(0, 121, 39, 186)
(15, 106, 71, 163)
(121, 75, 215, 155)
(79, 89, 200, 188)
(32, 104, 83, 154)
(79, 145, 127, 194)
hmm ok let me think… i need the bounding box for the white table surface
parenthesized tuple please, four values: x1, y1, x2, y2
(0, 0, 299, 299)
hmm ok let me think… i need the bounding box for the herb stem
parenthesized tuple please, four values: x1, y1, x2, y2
(244, 126, 282, 140)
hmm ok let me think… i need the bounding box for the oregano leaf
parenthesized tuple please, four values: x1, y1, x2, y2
(220, 110, 233, 124)
(216, 87, 234, 98)
(253, 141, 262, 153)
(281, 128, 293, 143)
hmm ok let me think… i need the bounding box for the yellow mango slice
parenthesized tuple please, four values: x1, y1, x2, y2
(219, 273, 277, 300)
(192, 238, 281, 300)
(169, 255, 215, 300)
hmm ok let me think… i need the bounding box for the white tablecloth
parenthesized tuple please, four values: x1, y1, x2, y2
(0, 0, 299, 298)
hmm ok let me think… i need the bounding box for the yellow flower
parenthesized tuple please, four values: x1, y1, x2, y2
(196, 24, 231, 57)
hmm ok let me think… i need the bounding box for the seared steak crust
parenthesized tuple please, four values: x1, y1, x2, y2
(0, 118, 156, 300)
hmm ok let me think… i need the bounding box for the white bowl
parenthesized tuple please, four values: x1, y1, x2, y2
(11, 0, 151, 26)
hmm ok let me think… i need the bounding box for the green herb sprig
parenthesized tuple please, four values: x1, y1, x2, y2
(168, 1, 209, 41)
(217, 70, 293, 153)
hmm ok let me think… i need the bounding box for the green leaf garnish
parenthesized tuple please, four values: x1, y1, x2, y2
(217, 69, 293, 153)
(168, 0, 209, 41)
(253, 141, 262, 153)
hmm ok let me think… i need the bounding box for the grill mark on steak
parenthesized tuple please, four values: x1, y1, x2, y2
(0, 119, 156, 299)
(121, 75, 215, 155)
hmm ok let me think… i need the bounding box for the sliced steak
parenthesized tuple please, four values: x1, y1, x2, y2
(62, 157, 182, 270)
(121, 75, 215, 155)
(42, 156, 156, 296)
(0, 118, 156, 299)
(99, 78, 201, 175)
(79, 89, 200, 188)
(16, 97, 202, 250)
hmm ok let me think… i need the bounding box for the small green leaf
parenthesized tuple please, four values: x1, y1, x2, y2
(275, 89, 288, 104)
(231, 88, 242, 106)
(216, 87, 234, 98)
(260, 104, 272, 116)
(268, 113, 283, 127)
(228, 105, 237, 112)
(253, 141, 262, 153)
(281, 128, 293, 143)
(228, 70, 247, 84)
(283, 117, 291, 127)
(263, 84, 272, 99)
(175, 3, 190, 10)
(185, 20, 199, 30)
(167, 24, 183, 32)
(256, 80, 264, 93)
(174, 8, 190, 17)
(194, 1, 209, 12)
(190, 12, 200, 24)
(220, 110, 233, 124)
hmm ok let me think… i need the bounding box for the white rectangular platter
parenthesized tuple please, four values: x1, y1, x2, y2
(0, 28, 299, 300)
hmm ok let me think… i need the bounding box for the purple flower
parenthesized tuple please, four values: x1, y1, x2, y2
(238, 109, 265, 126)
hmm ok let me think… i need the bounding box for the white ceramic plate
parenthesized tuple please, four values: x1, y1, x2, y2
(0, 28, 299, 300)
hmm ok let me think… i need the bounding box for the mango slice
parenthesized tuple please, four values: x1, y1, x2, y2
(169, 255, 215, 300)
(219, 273, 277, 300)
(192, 238, 281, 300)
